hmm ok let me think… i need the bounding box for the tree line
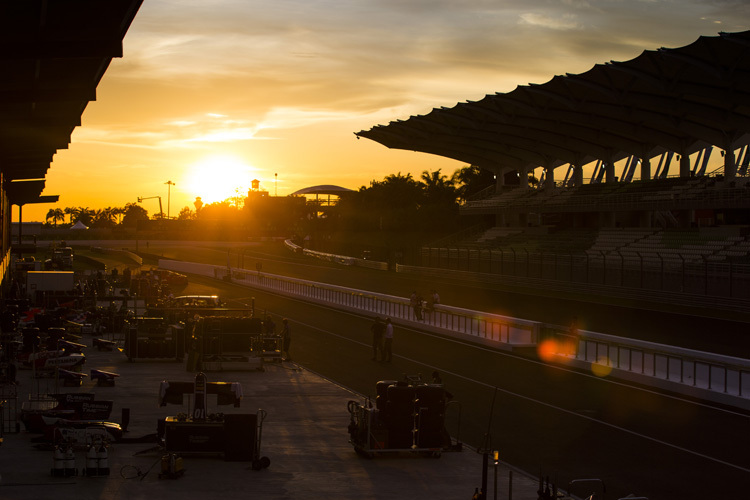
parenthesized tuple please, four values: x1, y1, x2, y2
(45, 200, 205, 229)
(45, 165, 532, 238)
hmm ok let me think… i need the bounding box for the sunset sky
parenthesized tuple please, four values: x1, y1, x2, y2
(24, 0, 750, 221)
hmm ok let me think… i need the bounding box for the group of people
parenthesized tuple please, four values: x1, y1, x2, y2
(370, 316, 393, 363)
(409, 289, 440, 321)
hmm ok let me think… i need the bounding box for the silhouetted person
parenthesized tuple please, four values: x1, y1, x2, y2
(431, 289, 440, 307)
(371, 317, 385, 361)
(281, 318, 292, 361)
(383, 318, 394, 363)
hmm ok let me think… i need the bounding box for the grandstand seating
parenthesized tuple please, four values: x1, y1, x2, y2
(461, 174, 750, 214)
(465, 226, 750, 264)
(437, 172, 750, 299)
(588, 227, 657, 254)
(468, 227, 599, 254)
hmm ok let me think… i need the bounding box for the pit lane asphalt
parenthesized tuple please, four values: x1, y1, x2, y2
(1, 341, 543, 500)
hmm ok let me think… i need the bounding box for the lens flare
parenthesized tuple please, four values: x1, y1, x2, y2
(591, 356, 613, 377)
(537, 339, 558, 362)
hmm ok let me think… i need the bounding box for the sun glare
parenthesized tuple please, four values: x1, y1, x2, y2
(184, 155, 255, 203)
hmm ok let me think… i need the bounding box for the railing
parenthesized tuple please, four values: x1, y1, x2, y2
(466, 184, 496, 201)
(158, 259, 750, 409)
(160, 259, 538, 348)
(541, 324, 750, 407)
(284, 240, 389, 271)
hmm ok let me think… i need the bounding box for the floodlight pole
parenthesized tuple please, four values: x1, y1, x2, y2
(165, 180, 175, 219)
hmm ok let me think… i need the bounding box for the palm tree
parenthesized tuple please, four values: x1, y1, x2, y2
(63, 207, 76, 225)
(421, 169, 456, 204)
(45, 208, 65, 227)
(78, 207, 95, 226)
(452, 165, 495, 201)
(111, 207, 126, 225)
(91, 208, 116, 228)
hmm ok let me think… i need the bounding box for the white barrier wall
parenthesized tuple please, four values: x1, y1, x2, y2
(160, 258, 537, 347)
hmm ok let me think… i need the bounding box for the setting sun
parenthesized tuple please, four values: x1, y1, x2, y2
(183, 155, 257, 204)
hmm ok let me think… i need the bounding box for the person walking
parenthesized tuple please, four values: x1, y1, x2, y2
(383, 318, 394, 363)
(371, 317, 385, 361)
(281, 318, 292, 361)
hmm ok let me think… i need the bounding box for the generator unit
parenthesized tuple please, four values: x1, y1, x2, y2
(157, 372, 270, 469)
(347, 376, 460, 457)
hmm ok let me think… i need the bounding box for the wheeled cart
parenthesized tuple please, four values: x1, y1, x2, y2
(347, 376, 461, 458)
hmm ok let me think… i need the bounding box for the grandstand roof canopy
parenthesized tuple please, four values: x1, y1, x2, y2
(0, 0, 143, 205)
(356, 30, 750, 173)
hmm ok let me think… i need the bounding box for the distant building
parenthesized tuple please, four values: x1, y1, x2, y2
(291, 185, 354, 208)
(244, 187, 307, 236)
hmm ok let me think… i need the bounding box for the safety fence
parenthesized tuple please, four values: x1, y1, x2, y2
(158, 259, 750, 409)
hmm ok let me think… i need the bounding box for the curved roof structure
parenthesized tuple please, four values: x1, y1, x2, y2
(356, 30, 750, 175)
(0, 0, 143, 205)
(291, 185, 355, 196)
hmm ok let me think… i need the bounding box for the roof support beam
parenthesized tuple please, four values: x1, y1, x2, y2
(0, 86, 96, 103)
(0, 40, 124, 59)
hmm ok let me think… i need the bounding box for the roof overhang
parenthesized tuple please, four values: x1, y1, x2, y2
(5, 179, 59, 206)
(356, 30, 750, 171)
(0, 0, 143, 204)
